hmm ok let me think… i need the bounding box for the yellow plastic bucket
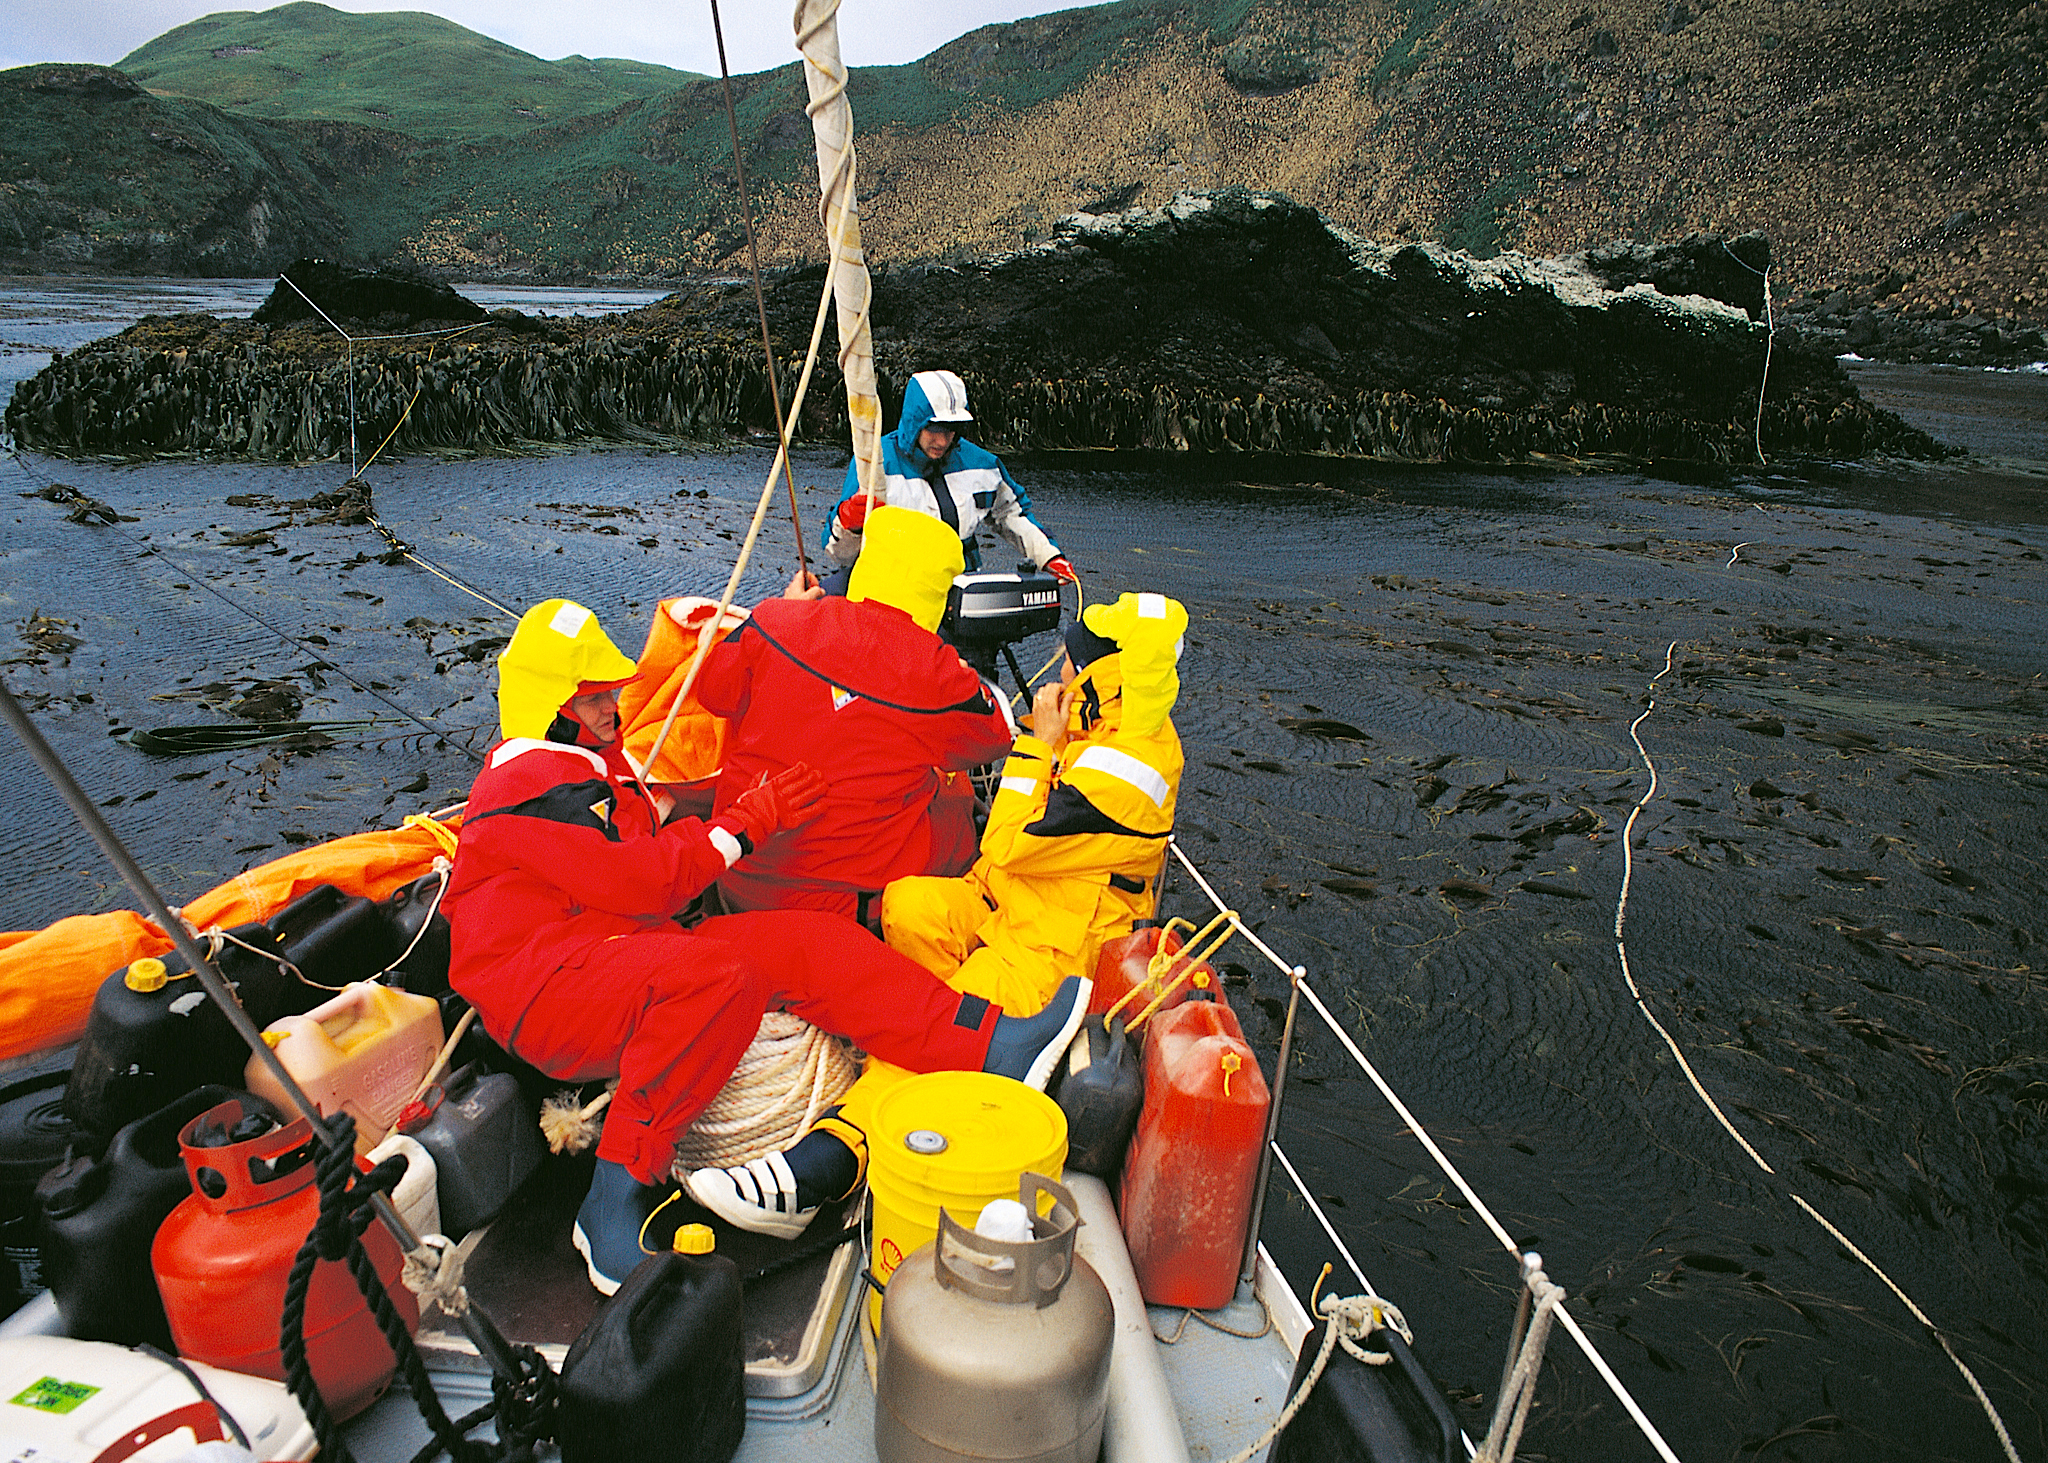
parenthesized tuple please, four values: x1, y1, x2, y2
(866, 1072, 1067, 1329)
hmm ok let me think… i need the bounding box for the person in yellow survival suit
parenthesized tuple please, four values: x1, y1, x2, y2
(686, 591, 1185, 1237)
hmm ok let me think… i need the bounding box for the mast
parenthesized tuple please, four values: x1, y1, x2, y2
(793, 0, 885, 501)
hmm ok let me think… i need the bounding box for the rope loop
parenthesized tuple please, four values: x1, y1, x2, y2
(486, 1346, 558, 1463)
(281, 1109, 524, 1463)
(1219, 1288, 1414, 1463)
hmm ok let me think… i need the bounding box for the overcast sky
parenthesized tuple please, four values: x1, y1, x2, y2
(2, 1, 1102, 76)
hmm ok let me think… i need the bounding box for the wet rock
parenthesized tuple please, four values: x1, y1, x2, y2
(8, 191, 1944, 463)
(251, 259, 488, 329)
(1565, 232, 1770, 320)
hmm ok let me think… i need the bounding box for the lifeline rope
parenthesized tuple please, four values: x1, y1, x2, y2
(1617, 638, 2023, 1462)
(1168, 842, 1678, 1463)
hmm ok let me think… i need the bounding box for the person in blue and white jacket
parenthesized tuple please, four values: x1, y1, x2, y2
(823, 369, 1077, 583)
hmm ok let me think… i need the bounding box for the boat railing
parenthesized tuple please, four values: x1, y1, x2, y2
(1165, 838, 1686, 1463)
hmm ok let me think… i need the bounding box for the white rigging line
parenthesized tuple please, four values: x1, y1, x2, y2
(1618, 639, 2023, 1463)
(1169, 843, 1685, 1463)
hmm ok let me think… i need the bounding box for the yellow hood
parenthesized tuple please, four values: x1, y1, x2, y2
(847, 505, 964, 633)
(496, 599, 640, 740)
(1081, 592, 1186, 734)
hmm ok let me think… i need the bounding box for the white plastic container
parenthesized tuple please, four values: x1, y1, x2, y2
(365, 1131, 441, 1243)
(0, 1334, 316, 1463)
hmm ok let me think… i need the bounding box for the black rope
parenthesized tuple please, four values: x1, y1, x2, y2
(741, 1220, 861, 1287)
(279, 1113, 550, 1463)
(135, 1343, 251, 1450)
(709, 0, 810, 584)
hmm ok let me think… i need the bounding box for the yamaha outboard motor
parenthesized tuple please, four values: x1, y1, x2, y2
(942, 569, 1064, 697)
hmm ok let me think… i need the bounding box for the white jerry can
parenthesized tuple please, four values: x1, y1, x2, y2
(0, 1335, 316, 1463)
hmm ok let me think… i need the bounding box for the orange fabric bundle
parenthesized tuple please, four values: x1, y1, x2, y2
(618, 596, 747, 786)
(0, 910, 169, 1063)
(0, 815, 461, 1063)
(178, 817, 460, 930)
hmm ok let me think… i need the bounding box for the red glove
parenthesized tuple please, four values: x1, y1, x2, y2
(726, 762, 828, 849)
(1044, 555, 1077, 584)
(837, 494, 870, 532)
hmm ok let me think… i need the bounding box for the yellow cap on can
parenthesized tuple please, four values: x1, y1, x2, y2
(124, 957, 169, 993)
(672, 1222, 715, 1255)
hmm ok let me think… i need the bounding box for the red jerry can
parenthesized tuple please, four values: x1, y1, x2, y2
(152, 1097, 414, 1421)
(1092, 913, 1232, 1024)
(1117, 998, 1269, 1309)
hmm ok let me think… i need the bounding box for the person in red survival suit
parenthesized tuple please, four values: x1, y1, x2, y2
(694, 505, 1017, 919)
(444, 598, 1090, 1293)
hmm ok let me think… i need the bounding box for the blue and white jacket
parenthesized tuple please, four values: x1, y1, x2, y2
(823, 370, 1061, 571)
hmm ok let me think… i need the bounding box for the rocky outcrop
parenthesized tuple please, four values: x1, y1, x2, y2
(250, 259, 489, 329)
(1781, 270, 2048, 368)
(7, 191, 1941, 464)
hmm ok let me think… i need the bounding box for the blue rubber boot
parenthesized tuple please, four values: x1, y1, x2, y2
(982, 975, 1093, 1091)
(571, 1158, 669, 1296)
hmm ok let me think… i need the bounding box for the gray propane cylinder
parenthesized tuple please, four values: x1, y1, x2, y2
(876, 1172, 1114, 1463)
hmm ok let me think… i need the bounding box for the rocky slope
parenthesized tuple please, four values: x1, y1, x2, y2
(0, 65, 355, 275)
(5, 193, 1936, 464)
(2, 0, 2040, 358)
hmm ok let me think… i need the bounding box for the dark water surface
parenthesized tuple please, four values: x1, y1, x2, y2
(3, 304, 2046, 1459)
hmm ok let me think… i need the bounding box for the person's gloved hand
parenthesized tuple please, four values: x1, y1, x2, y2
(728, 762, 828, 847)
(1044, 555, 1077, 584)
(836, 493, 871, 532)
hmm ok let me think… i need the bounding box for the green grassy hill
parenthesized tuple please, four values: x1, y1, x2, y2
(115, 1, 702, 139)
(0, 64, 353, 275)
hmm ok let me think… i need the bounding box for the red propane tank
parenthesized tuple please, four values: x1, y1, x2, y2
(1091, 916, 1229, 1022)
(1117, 998, 1269, 1309)
(152, 1097, 414, 1421)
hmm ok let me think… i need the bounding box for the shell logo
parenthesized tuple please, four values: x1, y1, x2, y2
(875, 1235, 905, 1282)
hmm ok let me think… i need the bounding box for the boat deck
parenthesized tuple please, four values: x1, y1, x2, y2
(351, 1163, 1309, 1463)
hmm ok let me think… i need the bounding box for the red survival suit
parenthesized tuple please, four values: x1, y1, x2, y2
(445, 732, 1001, 1184)
(695, 509, 1016, 917)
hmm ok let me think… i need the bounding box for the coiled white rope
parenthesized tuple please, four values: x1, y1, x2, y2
(1619, 638, 2022, 1463)
(671, 1012, 861, 1170)
(539, 1013, 860, 1172)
